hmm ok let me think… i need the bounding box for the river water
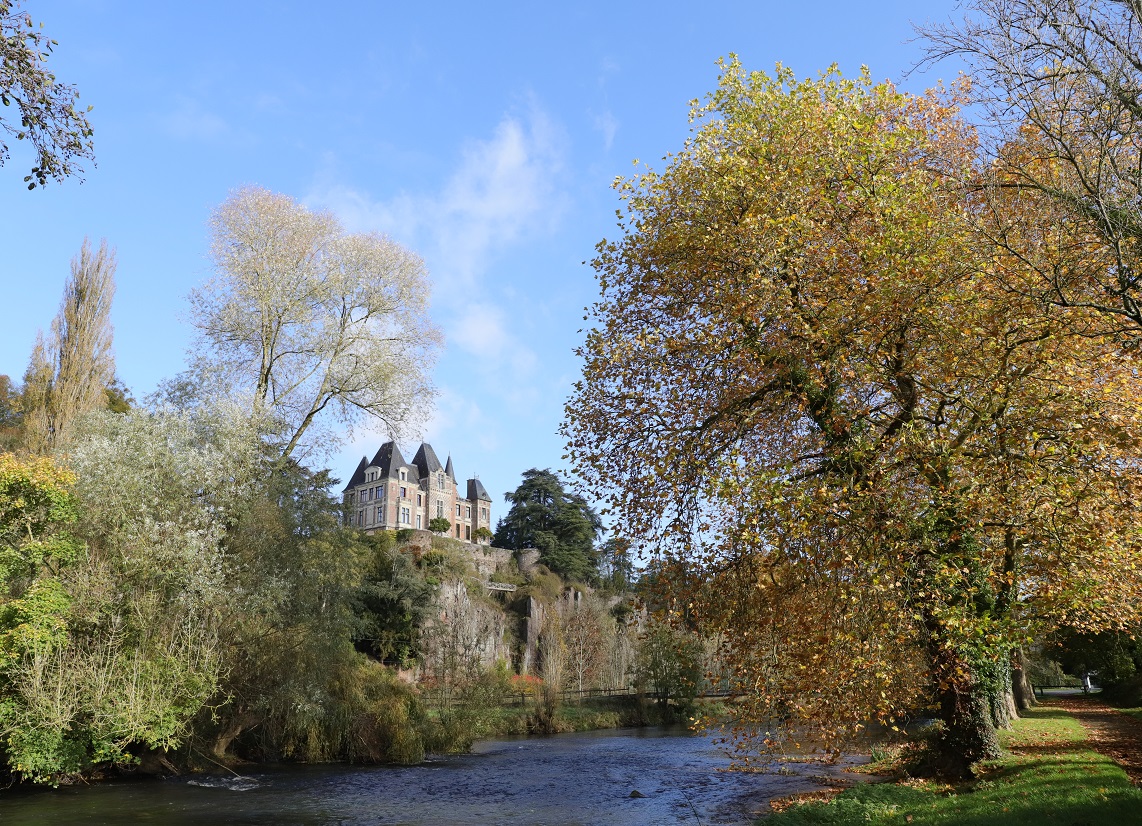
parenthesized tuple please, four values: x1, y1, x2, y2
(0, 727, 867, 825)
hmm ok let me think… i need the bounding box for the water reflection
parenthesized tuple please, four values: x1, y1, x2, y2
(0, 727, 866, 825)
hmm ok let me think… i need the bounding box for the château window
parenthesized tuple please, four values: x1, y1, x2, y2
(456, 504, 461, 517)
(417, 493, 422, 506)
(465, 525, 471, 541)
(438, 474, 445, 490)
(400, 506, 410, 524)
(466, 506, 471, 519)
(481, 507, 487, 521)
(417, 514, 422, 529)
(436, 501, 444, 518)
(400, 469, 407, 481)
(400, 486, 407, 499)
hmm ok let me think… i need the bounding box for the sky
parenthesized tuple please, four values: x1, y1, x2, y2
(0, 0, 965, 520)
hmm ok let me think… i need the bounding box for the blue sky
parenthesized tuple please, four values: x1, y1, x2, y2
(0, 0, 963, 519)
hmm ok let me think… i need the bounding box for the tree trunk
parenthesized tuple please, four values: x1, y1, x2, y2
(211, 709, 263, 760)
(934, 678, 1002, 779)
(987, 659, 1018, 730)
(1011, 647, 1036, 710)
(925, 608, 1003, 779)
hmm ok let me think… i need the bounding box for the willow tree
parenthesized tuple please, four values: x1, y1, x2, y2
(189, 187, 440, 461)
(22, 238, 116, 454)
(563, 60, 1142, 778)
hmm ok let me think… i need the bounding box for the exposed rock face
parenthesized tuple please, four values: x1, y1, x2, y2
(520, 596, 545, 676)
(420, 578, 512, 680)
(516, 548, 541, 577)
(519, 587, 587, 676)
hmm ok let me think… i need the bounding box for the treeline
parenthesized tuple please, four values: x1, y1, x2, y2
(0, 189, 708, 785)
(0, 189, 445, 784)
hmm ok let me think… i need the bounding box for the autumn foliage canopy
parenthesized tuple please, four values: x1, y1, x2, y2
(563, 59, 1142, 776)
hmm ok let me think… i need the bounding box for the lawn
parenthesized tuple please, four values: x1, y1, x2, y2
(765, 706, 1142, 824)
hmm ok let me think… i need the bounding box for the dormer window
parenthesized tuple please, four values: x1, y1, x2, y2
(400, 469, 407, 481)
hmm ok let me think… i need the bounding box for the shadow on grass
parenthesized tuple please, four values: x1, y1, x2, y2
(770, 705, 1142, 825)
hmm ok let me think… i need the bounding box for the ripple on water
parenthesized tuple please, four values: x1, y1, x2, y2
(0, 727, 870, 826)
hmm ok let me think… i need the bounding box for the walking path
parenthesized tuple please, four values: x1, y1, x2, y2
(1047, 695, 1142, 784)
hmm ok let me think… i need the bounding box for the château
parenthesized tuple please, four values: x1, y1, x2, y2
(343, 441, 493, 542)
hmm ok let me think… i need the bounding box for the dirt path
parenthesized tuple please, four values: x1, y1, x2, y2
(1047, 696, 1142, 784)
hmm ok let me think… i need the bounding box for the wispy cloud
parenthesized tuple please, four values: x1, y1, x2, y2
(310, 104, 566, 289)
(306, 104, 568, 445)
(591, 109, 618, 151)
(159, 96, 252, 145)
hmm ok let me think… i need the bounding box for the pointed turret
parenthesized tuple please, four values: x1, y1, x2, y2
(370, 441, 409, 480)
(412, 442, 444, 481)
(445, 455, 456, 482)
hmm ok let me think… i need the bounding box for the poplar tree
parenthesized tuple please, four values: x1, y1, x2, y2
(22, 238, 116, 454)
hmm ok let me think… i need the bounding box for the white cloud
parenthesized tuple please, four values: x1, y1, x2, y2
(308, 104, 565, 289)
(159, 97, 248, 145)
(306, 106, 563, 386)
(421, 387, 499, 455)
(592, 109, 618, 151)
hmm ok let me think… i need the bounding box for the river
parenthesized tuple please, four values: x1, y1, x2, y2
(0, 727, 867, 825)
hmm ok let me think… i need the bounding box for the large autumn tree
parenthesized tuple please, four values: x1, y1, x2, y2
(563, 60, 1142, 778)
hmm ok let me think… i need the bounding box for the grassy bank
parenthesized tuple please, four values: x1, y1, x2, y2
(766, 706, 1142, 824)
(428, 695, 721, 749)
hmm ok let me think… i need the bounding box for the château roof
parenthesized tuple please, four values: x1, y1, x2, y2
(412, 442, 444, 480)
(467, 477, 492, 502)
(445, 455, 456, 481)
(370, 441, 412, 481)
(343, 456, 369, 492)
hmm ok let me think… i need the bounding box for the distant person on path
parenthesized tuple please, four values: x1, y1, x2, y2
(1083, 673, 1092, 693)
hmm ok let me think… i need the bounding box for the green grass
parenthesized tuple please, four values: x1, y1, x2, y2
(1115, 706, 1142, 724)
(766, 706, 1142, 824)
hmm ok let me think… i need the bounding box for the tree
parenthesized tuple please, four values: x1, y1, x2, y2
(351, 533, 434, 665)
(563, 597, 606, 693)
(189, 187, 441, 461)
(427, 517, 452, 535)
(636, 622, 702, 719)
(0, 376, 21, 452)
(563, 60, 1142, 777)
(0, 1, 94, 188)
(22, 238, 116, 454)
(0, 453, 82, 781)
(597, 537, 634, 592)
(921, 0, 1142, 336)
(493, 469, 602, 582)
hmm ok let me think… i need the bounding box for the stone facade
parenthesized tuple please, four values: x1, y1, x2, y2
(342, 441, 493, 542)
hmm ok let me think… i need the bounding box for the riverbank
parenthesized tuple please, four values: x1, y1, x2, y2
(427, 693, 727, 747)
(765, 700, 1142, 824)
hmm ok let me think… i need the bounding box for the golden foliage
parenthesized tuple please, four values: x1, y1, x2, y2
(564, 59, 1142, 771)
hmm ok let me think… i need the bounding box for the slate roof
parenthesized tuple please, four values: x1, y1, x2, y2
(412, 442, 444, 480)
(342, 456, 369, 492)
(445, 455, 456, 481)
(369, 441, 412, 481)
(467, 477, 492, 502)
